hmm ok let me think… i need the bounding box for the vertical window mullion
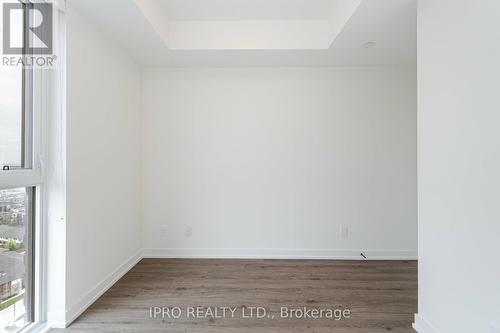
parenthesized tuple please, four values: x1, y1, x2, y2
(21, 1, 34, 170)
(25, 187, 35, 324)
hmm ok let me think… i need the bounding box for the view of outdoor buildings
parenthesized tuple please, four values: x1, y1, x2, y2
(0, 188, 28, 332)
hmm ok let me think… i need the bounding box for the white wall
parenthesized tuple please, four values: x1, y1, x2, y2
(142, 67, 417, 258)
(65, 5, 143, 324)
(416, 1, 500, 332)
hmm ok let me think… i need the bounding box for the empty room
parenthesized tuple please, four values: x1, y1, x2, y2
(0, 0, 499, 333)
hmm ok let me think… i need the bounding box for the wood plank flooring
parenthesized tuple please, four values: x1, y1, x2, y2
(51, 259, 417, 333)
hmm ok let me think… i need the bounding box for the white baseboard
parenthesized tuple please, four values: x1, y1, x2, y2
(63, 250, 143, 327)
(413, 314, 440, 333)
(142, 248, 417, 260)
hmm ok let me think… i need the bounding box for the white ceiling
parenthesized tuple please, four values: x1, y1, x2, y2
(70, 0, 416, 67)
(157, 0, 335, 20)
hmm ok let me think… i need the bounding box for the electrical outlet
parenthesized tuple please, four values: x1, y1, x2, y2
(184, 227, 193, 238)
(341, 225, 349, 239)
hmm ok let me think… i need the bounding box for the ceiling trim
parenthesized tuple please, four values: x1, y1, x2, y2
(133, 0, 362, 50)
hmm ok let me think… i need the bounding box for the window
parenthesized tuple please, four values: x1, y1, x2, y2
(0, 188, 34, 331)
(1, 2, 41, 332)
(1, 1, 33, 170)
(0, 66, 23, 169)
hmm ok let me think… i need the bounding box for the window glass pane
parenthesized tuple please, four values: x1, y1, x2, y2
(0, 67, 23, 170)
(0, 1, 28, 170)
(0, 188, 33, 331)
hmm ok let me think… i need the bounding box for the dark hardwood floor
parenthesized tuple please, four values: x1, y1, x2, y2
(52, 259, 417, 333)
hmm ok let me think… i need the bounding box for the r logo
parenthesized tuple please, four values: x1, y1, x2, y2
(3, 2, 53, 55)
